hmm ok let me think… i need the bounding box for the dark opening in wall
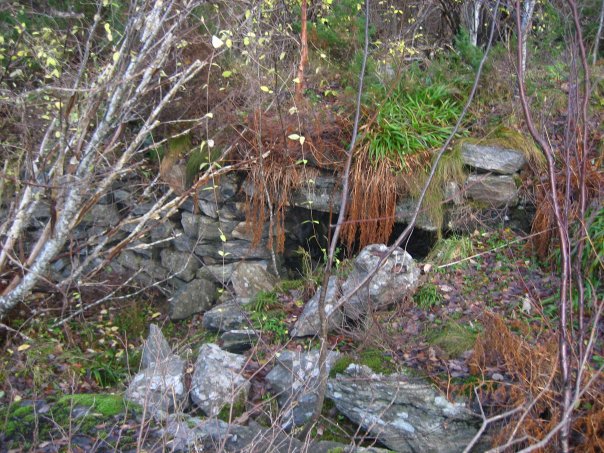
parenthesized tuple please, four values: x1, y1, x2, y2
(282, 206, 437, 277)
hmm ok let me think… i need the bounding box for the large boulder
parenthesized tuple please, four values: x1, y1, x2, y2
(461, 142, 526, 174)
(290, 276, 344, 337)
(190, 343, 250, 416)
(141, 324, 172, 369)
(231, 261, 278, 299)
(125, 356, 188, 417)
(327, 364, 483, 453)
(169, 277, 217, 320)
(163, 415, 390, 452)
(341, 244, 420, 320)
(465, 174, 519, 207)
(266, 350, 340, 429)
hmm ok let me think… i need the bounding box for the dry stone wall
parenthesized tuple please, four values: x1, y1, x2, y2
(7, 141, 534, 321)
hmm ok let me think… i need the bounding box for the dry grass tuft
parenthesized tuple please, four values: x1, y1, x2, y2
(342, 151, 398, 249)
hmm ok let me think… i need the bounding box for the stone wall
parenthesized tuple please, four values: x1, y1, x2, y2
(6, 141, 533, 320)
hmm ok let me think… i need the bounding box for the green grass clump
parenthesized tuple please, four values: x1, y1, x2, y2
(415, 283, 443, 310)
(251, 291, 279, 312)
(366, 83, 465, 167)
(276, 279, 305, 292)
(427, 235, 474, 266)
(427, 322, 480, 358)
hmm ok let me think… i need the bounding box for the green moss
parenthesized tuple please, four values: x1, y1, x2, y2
(427, 322, 480, 358)
(330, 356, 355, 378)
(56, 394, 133, 417)
(330, 350, 396, 377)
(217, 394, 246, 422)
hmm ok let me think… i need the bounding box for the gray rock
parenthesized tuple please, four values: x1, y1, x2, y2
(150, 220, 181, 243)
(197, 263, 238, 284)
(83, 204, 121, 227)
(461, 142, 526, 174)
(198, 173, 241, 203)
(465, 174, 519, 207)
(172, 232, 195, 253)
(160, 249, 200, 282)
(231, 221, 269, 241)
(288, 171, 437, 231)
(169, 277, 217, 320)
(290, 173, 341, 212)
(220, 329, 259, 353)
(116, 250, 168, 284)
(290, 276, 344, 337)
(190, 343, 250, 416)
(231, 262, 278, 299)
(181, 212, 237, 242)
(141, 324, 172, 369)
(327, 364, 482, 453)
(202, 301, 250, 332)
(341, 244, 420, 320)
(194, 240, 272, 263)
(125, 356, 188, 417)
(266, 349, 340, 429)
(163, 415, 390, 452)
(199, 198, 219, 218)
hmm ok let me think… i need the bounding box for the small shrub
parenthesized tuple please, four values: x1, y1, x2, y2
(415, 283, 442, 310)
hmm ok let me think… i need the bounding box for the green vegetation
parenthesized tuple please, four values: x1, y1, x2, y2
(414, 282, 443, 310)
(55, 393, 133, 417)
(366, 83, 465, 167)
(426, 321, 480, 358)
(218, 394, 246, 422)
(427, 235, 474, 266)
(330, 349, 397, 377)
(251, 290, 279, 312)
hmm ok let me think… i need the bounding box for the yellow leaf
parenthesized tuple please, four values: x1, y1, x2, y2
(279, 52, 286, 60)
(151, 312, 161, 319)
(17, 344, 31, 352)
(260, 85, 270, 92)
(287, 134, 300, 140)
(222, 70, 232, 78)
(243, 37, 250, 46)
(293, 77, 300, 84)
(226, 38, 232, 48)
(112, 51, 120, 63)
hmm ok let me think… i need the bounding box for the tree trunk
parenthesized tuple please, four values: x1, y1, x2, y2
(295, 0, 308, 103)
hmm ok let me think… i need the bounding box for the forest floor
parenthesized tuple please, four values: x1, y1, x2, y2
(0, 228, 600, 452)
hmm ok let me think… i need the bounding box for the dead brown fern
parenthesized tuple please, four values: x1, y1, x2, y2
(243, 108, 347, 253)
(470, 312, 604, 451)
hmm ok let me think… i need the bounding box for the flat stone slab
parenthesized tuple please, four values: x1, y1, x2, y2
(465, 174, 519, 207)
(461, 142, 526, 174)
(327, 364, 482, 453)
